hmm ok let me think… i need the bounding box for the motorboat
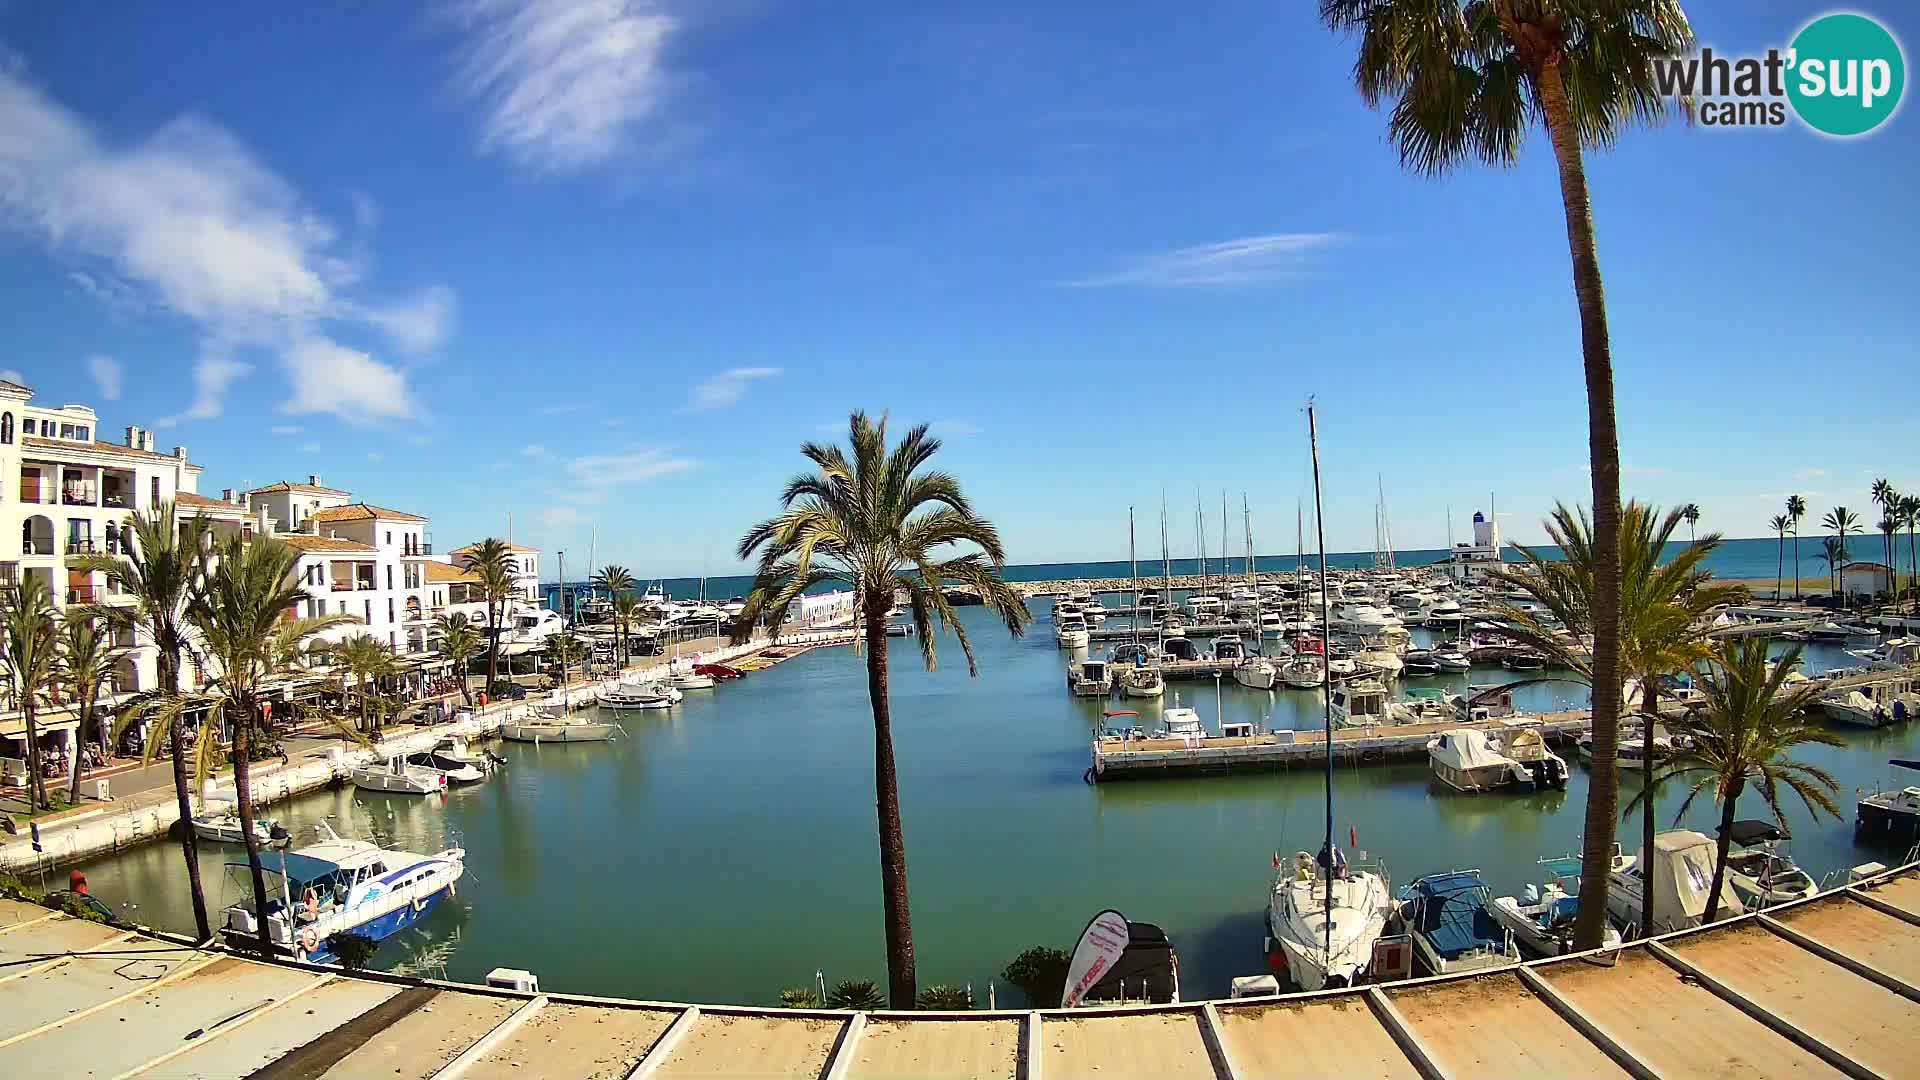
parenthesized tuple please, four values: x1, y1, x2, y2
(597, 680, 682, 711)
(1071, 919, 1183, 1006)
(1121, 666, 1165, 699)
(220, 821, 464, 965)
(1356, 648, 1403, 682)
(1578, 724, 1675, 771)
(1388, 687, 1454, 726)
(1282, 656, 1325, 689)
(1329, 602, 1403, 635)
(1212, 636, 1247, 663)
(1856, 759, 1920, 848)
(349, 755, 447, 795)
(1233, 656, 1279, 691)
(1330, 679, 1390, 728)
(1159, 706, 1206, 741)
(1496, 722, 1570, 789)
(1161, 636, 1199, 662)
(1432, 647, 1472, 673)
(1257, 611, 1287, 636)
(1489, 852, 1628, 958)
(1056, 616, 1091, 649)
(1068, 658, 1114, 697)
(1421, 598, 1468, 631)
(668, 661, 717, 690)
(1819, 679, 1915, 728)
(1501, 649, 1548, 671)
(1718, 820, 1817, 909)
(193, 811, 281, 845)
(1427, 729, 1529, 793)
(501, 709, 621, 743)
(1399, 870, 1519, 975)
(1454, 686, 1520, 722)
(1186, 595, 1225, 621)
(407, 737, 500, 784)
(1265, 847, 1394, 991)
(1607, 830, 1746, 934)
(1158, 615, 1189, 640)
(1809, 621, 1880, 641)
(1400, 650, 1441, 678)
(1849, 636, 1920, 669)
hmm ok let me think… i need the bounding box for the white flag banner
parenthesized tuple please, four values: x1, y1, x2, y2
(1061, 910, 1131, 1008)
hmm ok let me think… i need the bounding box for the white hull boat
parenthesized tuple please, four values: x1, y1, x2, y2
(350, 755, 447, 795)
(1233, 659, 1279, 690)
(193, 812, 280, 845)
(1266, 851, 1392, 991)
(502, 713, 621, 742)
(1122, 666, 1165, 698)
(1488, 852, 1629, 958)
(1607, 830, 1746, 934)
(598, 682, 682, 711)
(1281, 658, 1325, 689)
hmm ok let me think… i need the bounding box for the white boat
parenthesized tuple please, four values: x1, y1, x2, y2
(192, 811, 281, 845)
(349, 755, 447, 795)
(1496, 722, 1570, 789)
(1056, 617, 1091, 649)
(1819, 688, 1883, 727)
(1577, 724, 1675, 771)
(598, 680, 682, 711)
(1068, 658, 1114, 697)
(1257, 611, 1287, 636)
(501, 709, 621, 743)
(1809, 621, 1879, 641)
(1607, 830, 1746, 934)
(667, 660, 717, 690)
(1233, 657, 1279, 690)
(1489, 852, 1627, 958)
(220, 821, 464, 965)
(1212, 636, 1247, 662)
(1329, 602, 1403, 635)
(407, 737, 498, 784)
(1121, 665, 1165, 699)
(1266, 849, 1393, 990)
(1432, 648, 1472, 673)
(1400, 870, 1520, 975)
(1388, 688, 1454, 725)
(1719, 820, 1818, 909)
(1159, 706, 1206, 740)
(1281, 656, 1324, 689)
(1330, 679, 1390, 728)
(1427, 728, 1529, 793)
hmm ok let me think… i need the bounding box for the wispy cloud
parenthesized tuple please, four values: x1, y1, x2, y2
(298, 441, 321, 454)
(1065, 232, 1342, 288)
(0, 369, 27, 386)
(0, 63, 452, 424)
(540, 505, 591, 529)
(85, 354, 122, 400)
(684, 366, 780, 412)
(1795, 467, 1827, 481)
(449, 0, 680, 174)
(522, 444, 553, 459)
(366, 451, 384, 463)
(539, 403, 589, 416)
(930, 419, 983, 437)
(563, 448, 696, 503)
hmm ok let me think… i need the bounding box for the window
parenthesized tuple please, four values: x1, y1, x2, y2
(338, 600, 345, 615)
(18, 417, 31, 436)
(385, 531, 392, 546)
(364, 599, 372, 623)
(0, 412, 11, 444)
(76, 426, 89, 442)
(387, 598, 395, 623)
(386, 566, 393, 590)
(151, 477, 159, 507)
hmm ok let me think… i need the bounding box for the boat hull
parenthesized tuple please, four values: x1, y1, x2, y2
(502, 721, 619, 743)
(1232, 664, 1278, 691)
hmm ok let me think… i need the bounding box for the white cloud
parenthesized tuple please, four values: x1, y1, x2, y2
(685, 366, 780, 411)
(539, 505, 591, 529)
(539, 403, 588, 416)
(1795, 468, 1827, 481)
(1065, 233, 1342, 287)
(565, 449, 696, 493)
(930, 419, 983, 437)
(489, 462, 512, 473)
(450, 0, 680, 174)
(270, 424, 303, 435)
(84, 353, 122, 399)
(299, 441, 321, 453)
(0, 65, 452, 422)
(0, 369, 26, 386)
(522, 443, 553, 459)
(279, 339, 416, 421)
(367, 451, 384, 462)
(157, 355, 251, 426)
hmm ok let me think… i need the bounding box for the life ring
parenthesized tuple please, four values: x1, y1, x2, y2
(304, 888, 319, 916)
(297, 927, 318, 957)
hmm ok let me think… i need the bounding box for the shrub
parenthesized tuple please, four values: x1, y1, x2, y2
(1002, 946, 1070, 1009)
(915, 984, 972, 1010)
(0, 874, 42, 904)
(327, 932, 380, 971)
(777, 986, 821, 1008)
(825, 978, 885, 1010)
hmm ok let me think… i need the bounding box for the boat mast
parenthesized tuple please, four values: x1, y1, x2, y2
(1307, 400, 1336, 964)
(1195, 492, 1208, 599)
(1245, 495, 1260, 652)
(1378, 476, 1396, 573)
(1129, 507, 1140, 651)
(1220, 490, 1230, 593)
(1160, 498, 1171, 654)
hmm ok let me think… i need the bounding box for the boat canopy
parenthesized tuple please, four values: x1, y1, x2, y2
(1643, 831, 1745, 921)
(1404, 687, 1447, 704)
(1082, 921, 1179, 1005)
(228, 850, 347, 894)
(1432, 729, 1510, 770)
(1721, 819, 1789, 845)
(1406, 871, 1501, 960)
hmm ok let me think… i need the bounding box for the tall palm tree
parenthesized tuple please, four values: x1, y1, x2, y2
(1900, 494, 1920, 614)
(592, 565, 634, 604)
(73, 505, 215, 941)
(1871, 479, 1897, 578)
(1, 577, 60, 810)
(1823, 507, 1860, 607)
(335, 635, 395, 736)
(432, 613, 482, 706)
(612, 594, 644, 669)
(1487, 501, 1745, 942)
(547, 633, 586, 691)
(734, 412, 1031, 1006)
(459, 540, 517, 695)
(1768, 513, 1790, 602)
(1877, 513, 1901, 606)
(1678, 504, 1700, 545)
(1635, 639, 1839, 922)
(1318, 0, 1692, 952)
(1786, 494, 1808, 600)
(57, 609, 128, 805)
(173, 535, 354, 955)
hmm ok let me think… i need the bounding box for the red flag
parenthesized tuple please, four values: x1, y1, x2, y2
(1272, 851, 1281, 870)
(1349, 825, 1358, 850)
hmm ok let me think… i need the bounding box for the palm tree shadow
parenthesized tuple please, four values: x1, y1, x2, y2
(1181, 908, 1271, 1000)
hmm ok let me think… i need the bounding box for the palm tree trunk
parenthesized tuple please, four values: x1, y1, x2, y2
(160, 647, 213, 943)
(486, 606, 501, 693)
(1703, 780, 1743, 923)
(67, 687, 95, 805)
(231, 702, 274, 956)
(1538, 57, 1625, 952)
(1775, 533, 1783, 602)
(862, 594, 916, 1008)
(1639, 682, 1659, 940)
(22, 702, 46, 811)
(1837, 536, 1846, 609)
(1908, 525, 1917, 614)
(1792, 529, 1801, 600)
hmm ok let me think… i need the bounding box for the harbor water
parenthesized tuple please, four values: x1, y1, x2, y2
(67, 600, 1918, 1005)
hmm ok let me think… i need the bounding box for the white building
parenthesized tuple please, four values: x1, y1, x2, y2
(1839, 561, 1898, 601)
(446, 542, 541, 604)
(1448, 511, 1506, 584)
(0, 379, 205, 769)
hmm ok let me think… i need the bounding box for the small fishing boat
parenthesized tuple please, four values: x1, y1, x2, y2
(500, 709, 620, 743)
(668, 662, 717, 690)
(1488, 852, 1627, 958)
(1067, 657, 1114, 697)
(349, 755, 447, 795)
(597, 680, 682, 711)
(1607, 830, 1746, 934)
(1400, 870, 1519, 975)
(220, 821, 464, 965)
(1427, 729, 1528, 793)
(407, 737, 501, 784)
(1856, 759, 1920, 848)
(193, 811, 282, 845)
(1501, 649, 1548, 671)
(1719, 820, 1817, 908)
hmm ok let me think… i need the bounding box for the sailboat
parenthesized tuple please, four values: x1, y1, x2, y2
(1117, 508, 1164, 699)
(1233, 496, 1278, 691)
(1265, 402, 1395, 991)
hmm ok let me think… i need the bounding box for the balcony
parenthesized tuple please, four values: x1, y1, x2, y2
(330, 582, 353, 592)
(103, 493, 131, 510)
(21, 539, 54, 557)
(67, 587, 98, 605)
(62, 491, 99, 507)
(66, 538, 99, 556)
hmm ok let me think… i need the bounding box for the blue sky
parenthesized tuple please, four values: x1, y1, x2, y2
(1, 3, 1915, 577)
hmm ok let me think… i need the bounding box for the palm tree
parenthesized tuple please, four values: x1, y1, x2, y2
(1900, 494, 1920, 614)
(1768, 513, 1790, 602)
(459, 540, 517, 695)
(57, 609, 128, 805)
(592, 565, 637, 669)
(71, 503, 215, 942)
(1635, 638, 1839, 921)
(1317, 0, 1692, 952)
(1487, 501, 1745, 942)
(1877, 513, 1901, 606)
(1680, 503, 1701, 545)
(1823, 507, 1860, 607)
(169, 535, 354, 955)
(734, 412, 1031, 1006)
(1819, 536, 1847, 597)
(611, 594, 644, 669)
(1, 577, 60, 810)
(547, 633, 586, 691)
(1786, 494, 1808, 600)
(1871, 479, 1897, 579)
(432, 613, 482, 706)
(335, 635, 395, 736)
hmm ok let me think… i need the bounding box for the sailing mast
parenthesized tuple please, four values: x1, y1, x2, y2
(1195, 493, 1208, 599)
(1159, 498, 1172, 656)
(1220, 491, 1230, 592)
(1377, 476, 1396, 573)
(1129, 508, 1140, 651)
(1244, 495, 1260, 650)
(1307, 400, 1336, 963)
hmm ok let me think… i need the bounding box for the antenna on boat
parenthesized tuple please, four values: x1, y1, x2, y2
(1307, 398, 1336, 965)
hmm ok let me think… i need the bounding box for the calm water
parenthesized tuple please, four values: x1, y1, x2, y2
(71, 599, 1915, 1006)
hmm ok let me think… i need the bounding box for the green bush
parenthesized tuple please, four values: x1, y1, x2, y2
(825, 978, 885, 1010)
(1002, 946, 1070, 1009)
(915, 984, 972, 1010)
(327, 932, 380, 970)
(0, 874, 42, 904)
(777, 986, 821, 1008)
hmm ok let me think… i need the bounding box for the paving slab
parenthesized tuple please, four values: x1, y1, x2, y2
(0, 934, 207, 1040)
(654, 1013, 844, 1079)
(1774, 894, 1920, 988)
(1858, 874, 1920, 920)
(136, 976, 402, 1079)
(1216, 997, 1419, 1079)
(846, 1017, 1020, 1080)
(1041, 1011, 1217, 1080)
(1388, 972, 1628, 1078)
(465, 1002, 680, 1080)
(311, 988, 520, 1080)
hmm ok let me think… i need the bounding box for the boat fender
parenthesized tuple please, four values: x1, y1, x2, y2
(297, 927, 318, 958)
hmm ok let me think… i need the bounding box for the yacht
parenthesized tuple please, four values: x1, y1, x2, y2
(1282, 656, 1325, 689)
(1421, 598, 1468, 632)
(407, 736, 500, 784)
(1266, 848, 1394, 991)
(1607, 831, 1746, 934)
(1719, 820, 1817, 909)
(501, 708, 621, 743)
(1501, 649, 1548, 671)
(220, 821, 464, 965)
(1330, 679, 1390, 728)
(1578, 724, 1675, 771)
(1809, 620, 1880, 641)
(193, 811, 282, 845)
(1496, 723, 1570, 789)
(597, 680, 681, 711)
(1329, 601, 1403, 636)
(1489, 851, 1629, 958)
(1819, 679, 1914, 728)
(349, 755, 447, 795)
(1056, 616, 1091, 649)
(1388, 687, 1454, 725)
(1400, 870, 1519, 975)
(1159, 706, 1207, 740)
(1849, 636, 1920, 669)
(1122, 665, 1165, 698)
(1161, 636, 1200, 662)
(1186, 595, 1225, 621)
(1432, 647, 1472, 673)
(1212, 636, 1247, 663)
(1856, 759, 1920, 848)
(1400, 649, 1441, 678)
(1233, 655, 1279, 691)
(1427, 729, 1529, 793)
(1068, 657, 1114, 697)
(1257, 610, 1287, 636)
